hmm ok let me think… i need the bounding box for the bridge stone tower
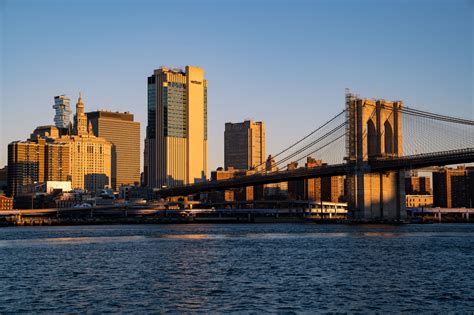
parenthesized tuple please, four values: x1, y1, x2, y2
(345, 92, 406, 221)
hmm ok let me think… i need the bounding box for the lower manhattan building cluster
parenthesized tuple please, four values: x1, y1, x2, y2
(0, 65, 473, 214)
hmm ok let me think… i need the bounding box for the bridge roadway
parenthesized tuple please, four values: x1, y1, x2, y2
(159, 148, 474, 197)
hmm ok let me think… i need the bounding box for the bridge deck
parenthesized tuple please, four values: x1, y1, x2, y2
(158, 148, 474, 197)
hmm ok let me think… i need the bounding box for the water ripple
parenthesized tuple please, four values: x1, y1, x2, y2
(0, 223, 473, 312)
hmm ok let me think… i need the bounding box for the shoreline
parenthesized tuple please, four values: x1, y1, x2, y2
(1, 215, 471, 227)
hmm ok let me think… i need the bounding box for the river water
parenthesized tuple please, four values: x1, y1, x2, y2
(0, 223, 473, 313)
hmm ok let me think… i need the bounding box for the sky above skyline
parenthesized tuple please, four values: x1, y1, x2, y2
(1, 0, 472, 173)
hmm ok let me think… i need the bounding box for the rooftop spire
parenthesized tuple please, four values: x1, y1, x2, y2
(77, 92, 84, 107)
(75, 92, 87, 135)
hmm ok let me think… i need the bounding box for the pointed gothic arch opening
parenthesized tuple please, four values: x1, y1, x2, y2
(384, 120, 394, 154)
(367, 119, 377, 158)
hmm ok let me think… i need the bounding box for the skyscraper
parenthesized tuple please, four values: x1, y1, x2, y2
(87, 111, 140, 189)
(224, 120, 265, 171)
(7, 138, 70, 197)
(145, 66, 208, 188)
(59, 95, 112, 191)
(53, 95, 71, 129)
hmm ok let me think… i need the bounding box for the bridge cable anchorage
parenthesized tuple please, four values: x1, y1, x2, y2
(250, 109, 347, 173)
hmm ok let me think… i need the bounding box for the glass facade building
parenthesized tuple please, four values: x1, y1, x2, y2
(53, 95, 71, 129)
(145, 66, 208, 188)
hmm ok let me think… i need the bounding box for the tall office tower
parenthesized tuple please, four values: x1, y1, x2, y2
(145, 66, 208, 188)
(86, 111, 140, 189)
(60, 95, 112, 191)
(224, 120, 265, 171)
(53, 95, 71, 129)
(7, 138, 70, 197)
(433, 166, 472, 208)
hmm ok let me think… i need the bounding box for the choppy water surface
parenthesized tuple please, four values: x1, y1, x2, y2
(0, 223, 473, 313)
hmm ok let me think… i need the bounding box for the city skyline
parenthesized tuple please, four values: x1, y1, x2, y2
(1, 0, 472, 173)
(1, 2, 474, 313)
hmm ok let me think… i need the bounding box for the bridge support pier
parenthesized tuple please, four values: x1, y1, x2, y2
(351, 171, 406, 221)
(346, 95, 406, 222)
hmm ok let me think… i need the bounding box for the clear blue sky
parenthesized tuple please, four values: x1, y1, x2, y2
(1, 0, 472, 173)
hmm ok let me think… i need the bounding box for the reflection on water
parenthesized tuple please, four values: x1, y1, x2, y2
(0, 223, 473, 313)
(161, 234, 213, 240)
(0, 235, 146, 247)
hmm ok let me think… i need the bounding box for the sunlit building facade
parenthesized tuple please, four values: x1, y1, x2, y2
(87, 111, 140, 189)
(145, 66, 208, 188)
(7, 139, 70, 197)
(59, 95, 112, 192)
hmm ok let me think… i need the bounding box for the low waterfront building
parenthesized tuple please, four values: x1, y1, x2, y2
(406, 194, 433, 208)
(0, 195, 13, 210)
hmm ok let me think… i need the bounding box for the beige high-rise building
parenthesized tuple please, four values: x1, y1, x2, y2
(86, 111, 140, 189)
(7, 138, 70, 196)
(224, 120, 265, 171)
(59, 95, 112, 192)
(145, 66, 208, 188)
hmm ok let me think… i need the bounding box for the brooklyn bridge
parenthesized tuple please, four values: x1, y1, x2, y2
(158, 92, 474, 221)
